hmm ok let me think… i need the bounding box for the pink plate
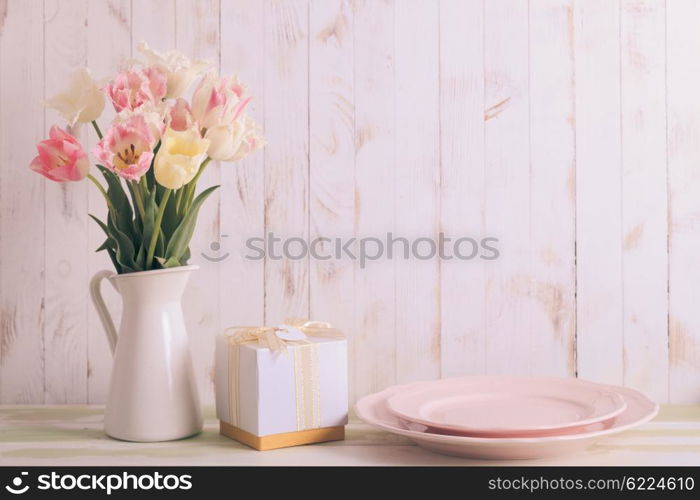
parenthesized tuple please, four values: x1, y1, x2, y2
(416, 415, 617, 438)
(386, 376, 627, 437)
(356, 381, 658, 460)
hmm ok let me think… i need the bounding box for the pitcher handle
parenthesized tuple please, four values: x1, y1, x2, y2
(90, 270, 118, 355)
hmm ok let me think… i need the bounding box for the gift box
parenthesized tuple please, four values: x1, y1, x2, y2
(215, 320, 348, 450)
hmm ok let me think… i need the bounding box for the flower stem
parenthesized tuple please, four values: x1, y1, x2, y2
(91, 121, 103, 140)
(191, 157, 211, 187)
(146, 188, 171, 269)
(87, 174, 114, 212)
(130, 181, 146, 220)
(183, 157, 211, 212)
(174, 187, 184, 215)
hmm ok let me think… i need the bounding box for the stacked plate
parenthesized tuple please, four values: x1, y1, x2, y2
(355, 376, 659, 460)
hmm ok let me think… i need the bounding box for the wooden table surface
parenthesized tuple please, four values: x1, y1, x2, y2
(1, 405, 699, 466)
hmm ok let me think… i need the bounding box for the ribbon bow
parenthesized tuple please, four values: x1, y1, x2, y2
(225, 319, 343, 353)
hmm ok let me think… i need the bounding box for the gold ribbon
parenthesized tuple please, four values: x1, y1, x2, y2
(224, 319, 344, 431)
(224, 319, 343, 353)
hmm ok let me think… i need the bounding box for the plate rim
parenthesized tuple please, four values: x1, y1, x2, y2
(385, 375, 628, 434)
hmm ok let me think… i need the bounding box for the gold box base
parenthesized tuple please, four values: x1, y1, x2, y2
(219, 421, 345, 451)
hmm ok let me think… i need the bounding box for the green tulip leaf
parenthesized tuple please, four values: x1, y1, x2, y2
(98, 238, 121, 274)
(89, 214, 122, 273)
(156, 256, 181, 268)
(157, 228, 165, 258)
(97, 165, 136, 244)
(181, 246, 191, 265)
(165, 185, 219, 261)
(145, 141, 159, 191)
(107, 214, 137, 272)
(89, 213, 109, 237)
(135, 243, 146, 269)
(161, 187, 181, 240)
(95, 239, 111, 252)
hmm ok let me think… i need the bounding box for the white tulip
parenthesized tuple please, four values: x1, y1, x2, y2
(138, 41, 210, 99)
(46, 67, 105, 125)
(205, 116, 266, 162)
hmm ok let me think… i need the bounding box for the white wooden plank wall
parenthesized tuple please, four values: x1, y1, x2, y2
(529, 0, 576, 377)
(394, 0, 440, 383)
(667, 0, 700, 403)
(352, 0, 396, 400)
(483, 0, 531, 375)
(1, 0, 698, 405)
(43, 0, 89, 404)
(574, 0, 625, 388)
(309, 0, 356, 397)
(263, 0, 310, 325)
(439, 0, 485, 378)
(620, 0, 668, 402)
(0, 0, 45, 403)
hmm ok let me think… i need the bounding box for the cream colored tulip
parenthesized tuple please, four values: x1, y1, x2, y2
(205, 116, 265, 162)
(138, 41, 210, 99)
(154, 127, 210, 189)
(46, 67, 105, 125)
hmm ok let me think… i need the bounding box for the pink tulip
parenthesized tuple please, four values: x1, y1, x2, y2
(92, 114, 155, 181)
(191, 73, 251, 130)
(168, 98, 194, 132)
(104, 66, 167, 113)
(29, 126, 90, 182)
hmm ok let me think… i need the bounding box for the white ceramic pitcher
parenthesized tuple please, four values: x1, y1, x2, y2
(90, 265, 203, 442)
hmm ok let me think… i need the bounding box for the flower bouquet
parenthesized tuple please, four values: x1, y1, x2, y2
(29, 42, 265, 273)
(29, 43, 266, 441)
